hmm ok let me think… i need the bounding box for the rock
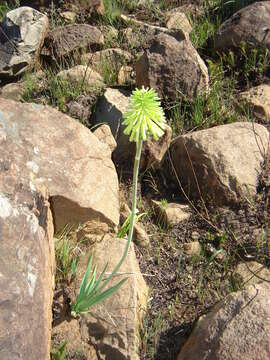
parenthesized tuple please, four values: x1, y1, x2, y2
(178, 282, 270, 360)
(152, 200, 191, 228)
(120, 203, 150, 247)
(76, 235, 148, 360)
(0, 82, 25, 101)
(60, 11, 77, 22)
(170, 122, 270, 205)
(118, 65, 134, 85)
(215, 2, 270, 52)
(57, 65, 104, 89)
(0, 172, 54, 358)
(165, 10, 192, 35)
(233, 261, 270, 287)
(136, 32, 209, 101)
(0, 98, 119, 233)
(41, 24, 104, 61)
(66, 93, 100, 126)
(238, 84, 270, 123)
(120, 15, 187, 51)
(93, 88, 172, 168)
(82, 48, 132, 76)
(0, 7, 49, 80)
(183, 241, 201, 256)
(93, 124, 117, 155)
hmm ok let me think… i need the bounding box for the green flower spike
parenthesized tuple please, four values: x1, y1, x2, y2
(123, 87, 166, 143)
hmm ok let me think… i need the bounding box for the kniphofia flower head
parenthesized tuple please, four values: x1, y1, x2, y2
(122, 87, 166, 143)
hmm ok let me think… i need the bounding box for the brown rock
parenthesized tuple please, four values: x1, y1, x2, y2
(57, 65, 104, 89)
(165, 10, 192, 35)
(76, 235, 148, 360)
(171, 122, 270, 205)
(183, 241, 201, 256)
(118, 65, 134, 85)
(215, 2, 270, 52)
(136, 32, 209, 101)
(0, 98, 119, 233)
(0, 175, 54, 359)
(178, 283, 270, 360)
(0, 82, 25, 101)
(41, 24, 104, 60)
(152, 200, 191, 228)
(233, 261, 270, 287)
(93, 124, 117, 155)
(238, 84, 270, 123)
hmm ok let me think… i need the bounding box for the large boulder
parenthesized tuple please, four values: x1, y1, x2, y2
(0, 7, 49, 80)
(136, 32, 209, 101)
(170, 122, 269, 205)
(0, 161, 54, 358)
(75, 235, 148, 360)
(41, 24, 104, 61)
(0, 98, 119, 233)
(215, 1, 270, 52)
(93, 88, 172, 168)
(178, 282, 270, 360)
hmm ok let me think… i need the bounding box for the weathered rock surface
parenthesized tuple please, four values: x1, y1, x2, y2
(165, 10, 192, 35)
(238, 84, 270, 123)
(178, 282, 270, 360)
(93, 124, 117, 156)
(0, 98, 119, 233)
(136, 32, 209, 101)
(0, 82, 25, 101)
(120, 15, 188, 51)
(171, 122, 269, 205)
(0, 6, 49, 79)
(118, 65, 134, 85)
(76, 235, 148, 360)
(93, 88, 172, 168)
(151, 200, 191, 228)
(183, 241, 201, 256)
(41, 24, 104, 60)
(233, 261, 270, 287)
(215, 1, 270, 52)
(66, 93, 99, 125)
(0, 173, 54, 358)
(57, 65, 104, 88)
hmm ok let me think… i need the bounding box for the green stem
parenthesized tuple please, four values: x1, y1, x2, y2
(98, 139, 143, 292)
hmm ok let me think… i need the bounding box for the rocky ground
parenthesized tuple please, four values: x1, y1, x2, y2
(1, 1, 270, 360)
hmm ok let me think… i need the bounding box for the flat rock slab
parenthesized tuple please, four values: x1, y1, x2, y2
(75, 235, 148, 360)
(178, 282, 270, 360)
(0, 175, 54, 358)
(41, 24, 104, 60)
(215, 1, 270, 52)
(0, 6, 49, 79)
(171, 122, 270, 205)
(0, 98, 119, 232)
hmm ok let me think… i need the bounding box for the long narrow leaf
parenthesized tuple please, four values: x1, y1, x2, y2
(85, 264, 97, 296)
(77, 253, 93, 302)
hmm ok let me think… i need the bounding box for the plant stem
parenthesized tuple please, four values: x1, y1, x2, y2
(98, 139, 143, 292)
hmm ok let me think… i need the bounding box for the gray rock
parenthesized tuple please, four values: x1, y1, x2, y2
(0, 98, 119, 233)
(171, 122, 270, 205)
(151, 200, 191, 228)
(136, 32, 209, 101)
(0, 6, 49, 79)
(233, 261, 270, 287)
(178, 283, 270, 360)
(165, 10, 192, 35)
(93, 124, 117, 156)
